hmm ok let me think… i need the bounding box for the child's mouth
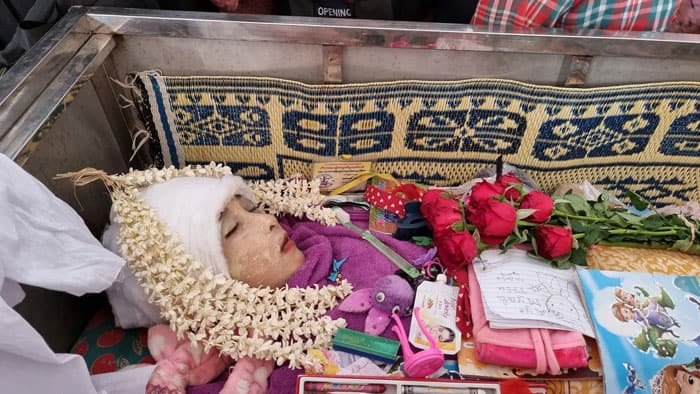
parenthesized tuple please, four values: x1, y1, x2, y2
(282, 236, 296, 254)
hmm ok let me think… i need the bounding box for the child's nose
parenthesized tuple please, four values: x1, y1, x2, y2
(259, 214, 279, 232)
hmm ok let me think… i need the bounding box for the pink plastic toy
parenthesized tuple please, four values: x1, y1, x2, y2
(391, 306, 445, 378)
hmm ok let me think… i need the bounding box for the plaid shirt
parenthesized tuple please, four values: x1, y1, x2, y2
(471, 0, 678, 31)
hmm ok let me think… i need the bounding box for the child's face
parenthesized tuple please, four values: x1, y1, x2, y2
(220, 196, 304, 288)
(675, 370, 700, 393)
(428, 326, 452, 342)
(620, 306, 635, 321)
(619, 290, 637, 305)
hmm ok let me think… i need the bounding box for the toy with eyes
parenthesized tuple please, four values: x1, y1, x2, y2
(338, 274, 415, 335)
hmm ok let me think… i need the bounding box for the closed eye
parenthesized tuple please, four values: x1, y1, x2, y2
(225, 224, 238, 238)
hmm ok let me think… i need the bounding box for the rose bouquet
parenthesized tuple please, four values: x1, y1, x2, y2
(420, 174, 700, 269)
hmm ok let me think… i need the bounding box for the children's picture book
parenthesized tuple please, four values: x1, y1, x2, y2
(577, 269, 700, 394)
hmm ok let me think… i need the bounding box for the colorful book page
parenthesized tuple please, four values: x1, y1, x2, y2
(577, 269, 700, 394)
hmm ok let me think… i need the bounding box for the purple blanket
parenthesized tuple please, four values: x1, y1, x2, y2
(187, 208, 427, 394)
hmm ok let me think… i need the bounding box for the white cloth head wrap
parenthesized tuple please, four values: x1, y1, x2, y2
(102, 174, 254, 328)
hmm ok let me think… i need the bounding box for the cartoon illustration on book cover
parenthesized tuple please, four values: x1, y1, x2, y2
(648, 358, 700, 394)
(577, 269, 700, 394)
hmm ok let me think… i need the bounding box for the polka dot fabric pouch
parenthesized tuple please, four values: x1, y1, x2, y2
(71, 307, 154, 374)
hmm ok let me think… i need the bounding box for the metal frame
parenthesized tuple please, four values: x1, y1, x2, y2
(83, 7, 700, 59)
(2, 6, 700, 162)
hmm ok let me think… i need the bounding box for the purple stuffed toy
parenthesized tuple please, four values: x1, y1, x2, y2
(338, 274, 415, 335)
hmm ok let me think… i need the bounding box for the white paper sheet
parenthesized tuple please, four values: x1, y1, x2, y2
(473, 249, 595, 337)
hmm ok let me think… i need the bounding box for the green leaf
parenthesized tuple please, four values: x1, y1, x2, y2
(640, 214, 668, 230)
(552, 250, 572, 266)
(569, 219, 588, 233)
(634, 286, 650, 297)
(563, 194, 593, 216)
(526, 251, 549, 262)
(451, 221, 466, 232)
(503, 230, 529, 250)
(552, 259, 573, 269)
(626, 191, 650, 211)
(476, 241, 492, 251)
(570, 247, 588, 266)
(412, 236, 433, 246)
(554, 199, 577, 215)
(592, 201, 608, 216)
(516, 208, 537, 220)
(659, 287, 675, 309)
(680, 243, 700, 256)
(655, 338, 678, 358)
(671, 239, 692, 252)
(633, 331, 650, 352)
(440, 191, 452, 199)
(606, 213, 630, 228)
(583, 225, 609, 246)
(615, 211, 645, 226)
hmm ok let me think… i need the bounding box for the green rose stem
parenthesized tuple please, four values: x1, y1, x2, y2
(607, 229, 678, 236)
(552, 210, 608, 223)
(551, 210, 688, 236)
(516, 220, 538, 227)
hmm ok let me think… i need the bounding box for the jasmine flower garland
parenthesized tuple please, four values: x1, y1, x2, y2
(61, 163, 352, 369)
(249, 177, 338, 225)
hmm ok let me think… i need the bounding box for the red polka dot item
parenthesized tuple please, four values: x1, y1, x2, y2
(70, 307, 154, 374)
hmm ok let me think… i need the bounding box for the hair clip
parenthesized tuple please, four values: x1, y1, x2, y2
(423, 258, 445, 280)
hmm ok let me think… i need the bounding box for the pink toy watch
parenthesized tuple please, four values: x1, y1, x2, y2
(391, 306, 445, 378)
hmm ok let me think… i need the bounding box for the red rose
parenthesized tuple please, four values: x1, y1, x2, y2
(420, 189, 450, 218)
(469, 180, 504, 205)
(496, 174, 523, 201)
(467, 199, 517, 244)
(535, 225, 573, 260)
(434, 231, 477, 270)
(519, 191, 554, 223)
(421, 190, 463, 236)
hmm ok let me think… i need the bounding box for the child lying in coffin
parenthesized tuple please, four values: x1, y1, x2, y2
(101, 173, 428, 394)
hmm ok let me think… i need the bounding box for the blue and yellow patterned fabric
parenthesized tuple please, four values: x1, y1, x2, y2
(137, 73, 700, 205)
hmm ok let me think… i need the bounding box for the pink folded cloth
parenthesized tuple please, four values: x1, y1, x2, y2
(467, 264, 589, 375)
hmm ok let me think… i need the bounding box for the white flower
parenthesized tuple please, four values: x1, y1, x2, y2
(97, 163, 352, 367)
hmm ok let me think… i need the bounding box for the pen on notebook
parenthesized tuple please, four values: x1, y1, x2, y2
(303, 382, 387, 393)
(401, 386, 496, 394)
